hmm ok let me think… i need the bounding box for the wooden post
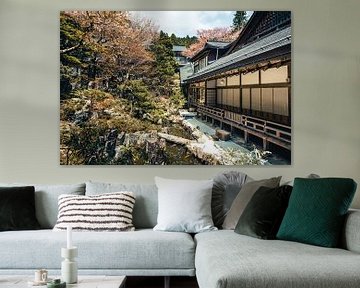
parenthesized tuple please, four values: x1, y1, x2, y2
(164, 276, 170, 288)
(263, 138, 268, 150)
(244, 131, 248, 143)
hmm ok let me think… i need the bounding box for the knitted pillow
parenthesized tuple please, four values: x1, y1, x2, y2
(53, 192, 135, 231)
(277, 178, 357, 247)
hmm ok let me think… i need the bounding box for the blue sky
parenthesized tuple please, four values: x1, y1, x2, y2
(130, 11, 253, 37)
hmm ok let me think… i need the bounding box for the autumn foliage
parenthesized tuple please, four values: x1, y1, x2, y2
(61, 11, 158, 87)
(60, 11, 188, 164)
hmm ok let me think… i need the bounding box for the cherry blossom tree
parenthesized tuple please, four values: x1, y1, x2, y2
(182, 27, 240, 58)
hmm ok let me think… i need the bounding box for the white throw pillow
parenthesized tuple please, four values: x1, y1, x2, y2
(154, 177, 217, 233)
(53, 192, 135, 231)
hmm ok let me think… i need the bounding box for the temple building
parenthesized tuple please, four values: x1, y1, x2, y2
(172, 45, 189, 66)
(184, 11, 292, 158)
(190, 41, 231, 73)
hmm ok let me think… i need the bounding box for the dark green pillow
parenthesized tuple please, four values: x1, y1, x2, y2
(0, 186, 41, 231)
(277, 178, 357, 247)
(235, 185, 292, 239)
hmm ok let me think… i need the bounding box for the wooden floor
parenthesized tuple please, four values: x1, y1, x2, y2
(126, 276, 199, 288)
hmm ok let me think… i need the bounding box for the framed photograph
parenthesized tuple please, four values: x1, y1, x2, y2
(60, 11, 291, 165)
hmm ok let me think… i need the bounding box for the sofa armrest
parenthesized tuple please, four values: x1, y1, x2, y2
(342, 209, 360, 253)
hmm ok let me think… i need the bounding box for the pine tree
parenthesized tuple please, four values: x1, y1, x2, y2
(170, 33, 177, 45)
(149, 31, 178, 96)
(232, 11, 247, 32)
(60, 12, 92, 98)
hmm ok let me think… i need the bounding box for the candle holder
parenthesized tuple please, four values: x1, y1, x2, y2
(61, 247, 78, 284)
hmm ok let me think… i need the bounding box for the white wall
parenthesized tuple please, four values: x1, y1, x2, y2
(0, 0, 359, 208)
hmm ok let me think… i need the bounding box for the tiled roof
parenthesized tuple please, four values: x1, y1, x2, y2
(179, 63, 194, 83)
(172, 45, 186, 52)
(190, 41, 232, 61)
(186, 26, 291, 81)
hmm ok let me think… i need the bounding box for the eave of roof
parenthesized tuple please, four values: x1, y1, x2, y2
(185, 26, 291, 82)
(190, 41, 232, 61)
(206, 41, 231, 49)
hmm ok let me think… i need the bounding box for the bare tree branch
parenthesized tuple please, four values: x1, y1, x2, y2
(60, 44, 81, 54)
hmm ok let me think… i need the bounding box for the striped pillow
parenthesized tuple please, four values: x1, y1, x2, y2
(53, 192, 136, 231)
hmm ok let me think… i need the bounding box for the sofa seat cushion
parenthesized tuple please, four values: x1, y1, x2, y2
(0, 229, 195, 270)
(195, 230, 360, 288)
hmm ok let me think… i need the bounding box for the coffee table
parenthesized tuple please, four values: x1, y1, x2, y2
(0, 275, 126, 288)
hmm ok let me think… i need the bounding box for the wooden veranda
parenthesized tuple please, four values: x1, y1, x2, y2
(194, 104, 291, 151)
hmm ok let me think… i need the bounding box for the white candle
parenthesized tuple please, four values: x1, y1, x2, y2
(67, 225, 72, 249)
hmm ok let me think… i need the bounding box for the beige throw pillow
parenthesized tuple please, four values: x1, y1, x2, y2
(222, 177, 281, 230)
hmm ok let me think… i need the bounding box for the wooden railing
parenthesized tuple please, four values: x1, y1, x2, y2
(193, 103, 291, 148)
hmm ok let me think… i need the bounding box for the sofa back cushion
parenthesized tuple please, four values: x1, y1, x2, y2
(342, 209, 360, 253)
(0, 183, 86, 229)
(86, 181, 158, 229)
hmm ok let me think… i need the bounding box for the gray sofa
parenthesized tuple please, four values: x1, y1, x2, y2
(0, 181, 360, 288)
(195, 213, 360, 288)
(0, 182, 195, 279)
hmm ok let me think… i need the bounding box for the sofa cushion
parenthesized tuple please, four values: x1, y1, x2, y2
(53, 192, 136, 232)
(86, 182, 158, 229)
(342, 209, 360, 253)
(195, 230, 360, 288)
(234, 185, 292, 239)
(0, 183, 85, 229)
(0, 186, 40, 231)
(154, 177, 216, 233)
(222, 177, 281, 229)
(0, 229, 195, 271)
(277, 178, 357, 247)
(212, 171, 251, 228)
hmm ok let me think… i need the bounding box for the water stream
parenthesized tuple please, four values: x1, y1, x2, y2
(183, 117, 290, 165)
